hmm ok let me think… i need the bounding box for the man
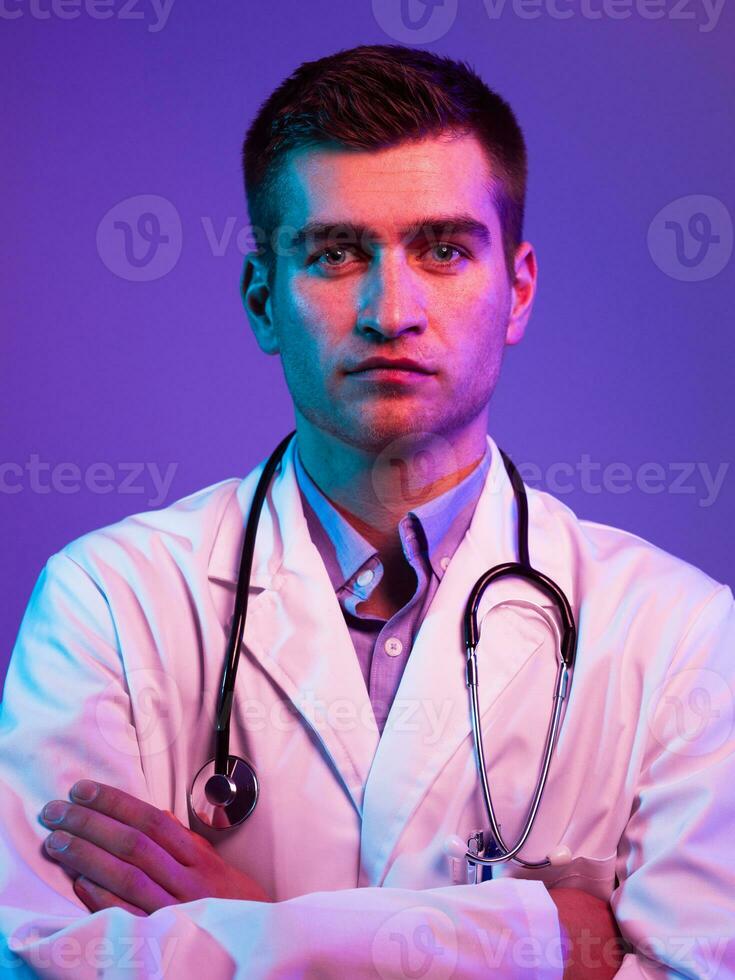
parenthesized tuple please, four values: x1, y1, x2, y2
(1, 44, 733, 978)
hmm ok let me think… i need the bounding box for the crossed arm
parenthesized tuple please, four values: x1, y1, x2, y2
(38, 779, 624, 977)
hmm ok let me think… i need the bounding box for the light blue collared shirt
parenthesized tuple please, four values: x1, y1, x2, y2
(293, 441, 491, 734)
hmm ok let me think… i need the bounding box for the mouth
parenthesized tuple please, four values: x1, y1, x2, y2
(346, 358, 436, 381)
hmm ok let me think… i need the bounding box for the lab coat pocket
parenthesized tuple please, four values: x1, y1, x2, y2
(508, 852, 619, 902)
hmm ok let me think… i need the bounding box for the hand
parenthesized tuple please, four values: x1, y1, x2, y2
(548, 887, 625, 979)
(39, 779, 271, 916)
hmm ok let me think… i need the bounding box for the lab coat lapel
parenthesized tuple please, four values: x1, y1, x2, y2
(207, 438, 380, 817)
(360, 435, 578, 885)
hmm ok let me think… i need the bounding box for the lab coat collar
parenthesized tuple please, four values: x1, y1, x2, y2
(207, 440, 292, 590)
(206, 433, 579, 842)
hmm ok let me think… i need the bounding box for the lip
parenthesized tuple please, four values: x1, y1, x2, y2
(345, 366, 435, 386)
(346, 357, 435, 375)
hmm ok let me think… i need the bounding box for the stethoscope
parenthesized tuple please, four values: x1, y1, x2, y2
(189, 430, 578, 875)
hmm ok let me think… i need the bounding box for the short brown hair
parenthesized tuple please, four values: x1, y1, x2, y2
(242, 43, 527, 283)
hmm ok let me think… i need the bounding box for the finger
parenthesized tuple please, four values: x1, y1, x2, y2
(73, 874, 147, 917)
(43, 830, 176, 915)
(41, 800, 189, 900)
(67, 780, 199, 866)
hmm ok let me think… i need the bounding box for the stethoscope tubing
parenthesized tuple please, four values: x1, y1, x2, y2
(193, 431, 578, 860)
(213, 431, 295, 775)
(461, 454, 577, 868)
(467, 657, 570, 867)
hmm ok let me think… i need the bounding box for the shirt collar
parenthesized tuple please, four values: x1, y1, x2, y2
(293, 439, 491, 592)
(414, 449, 491, 580)
(294, 445, 376, 591)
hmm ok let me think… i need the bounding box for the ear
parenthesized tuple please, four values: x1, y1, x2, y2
(241, 252, 280, 355)
(504, 241, 538, 346)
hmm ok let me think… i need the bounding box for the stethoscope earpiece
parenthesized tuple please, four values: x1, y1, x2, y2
(444, 834, 471, 861)
(547, 844, 573, 866)
(444, 834, 574, 869)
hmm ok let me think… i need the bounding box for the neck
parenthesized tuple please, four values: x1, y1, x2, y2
(294, 414, 489, 553)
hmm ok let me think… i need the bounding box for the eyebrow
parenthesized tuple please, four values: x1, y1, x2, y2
(287, 213, 492, 250)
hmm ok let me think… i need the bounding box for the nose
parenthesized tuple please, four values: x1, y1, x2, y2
(356, 249, 429, 341)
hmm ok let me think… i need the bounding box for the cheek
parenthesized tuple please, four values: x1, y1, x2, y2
(442, 290, 510, 370)
(282, 274, 356, 353)
(276, 280, 318, 353)
(274, 285, 338, 397)
(295, 277, 358, 328)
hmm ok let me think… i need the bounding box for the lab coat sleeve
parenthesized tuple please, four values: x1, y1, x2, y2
(0, 552, 563, 979)
(611, 584, 735, 980)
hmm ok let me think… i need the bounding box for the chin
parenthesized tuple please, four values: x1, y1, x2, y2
(326, 408, 459, 455)
(297, 388, 488, 455)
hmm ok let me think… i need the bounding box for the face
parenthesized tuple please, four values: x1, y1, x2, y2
(243, 131, 536, 456)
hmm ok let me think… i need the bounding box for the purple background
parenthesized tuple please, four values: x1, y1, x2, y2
(3, 0, 733, 682)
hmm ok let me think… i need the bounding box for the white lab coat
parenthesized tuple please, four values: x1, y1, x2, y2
(1, 433, 733, 979)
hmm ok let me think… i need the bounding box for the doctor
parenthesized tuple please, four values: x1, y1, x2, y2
(2, 43, 734, 979)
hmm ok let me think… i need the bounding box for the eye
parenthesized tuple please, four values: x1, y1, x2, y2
(312, 245, 361, 269)
(424, 243, 468, 266)
(309, 242, 470, 272)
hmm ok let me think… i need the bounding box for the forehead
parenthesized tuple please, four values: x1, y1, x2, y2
(275, 132, 500, 235)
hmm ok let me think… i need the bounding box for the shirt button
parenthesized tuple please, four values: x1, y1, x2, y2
(384, 637, 403, 657)
(440, 556, 451, 571)
(356, 569, 374, 587)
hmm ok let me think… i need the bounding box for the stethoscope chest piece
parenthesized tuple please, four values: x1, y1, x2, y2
(189, 755, 259, 829)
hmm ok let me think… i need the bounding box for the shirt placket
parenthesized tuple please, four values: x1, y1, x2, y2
(363, 516, 431, 731)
